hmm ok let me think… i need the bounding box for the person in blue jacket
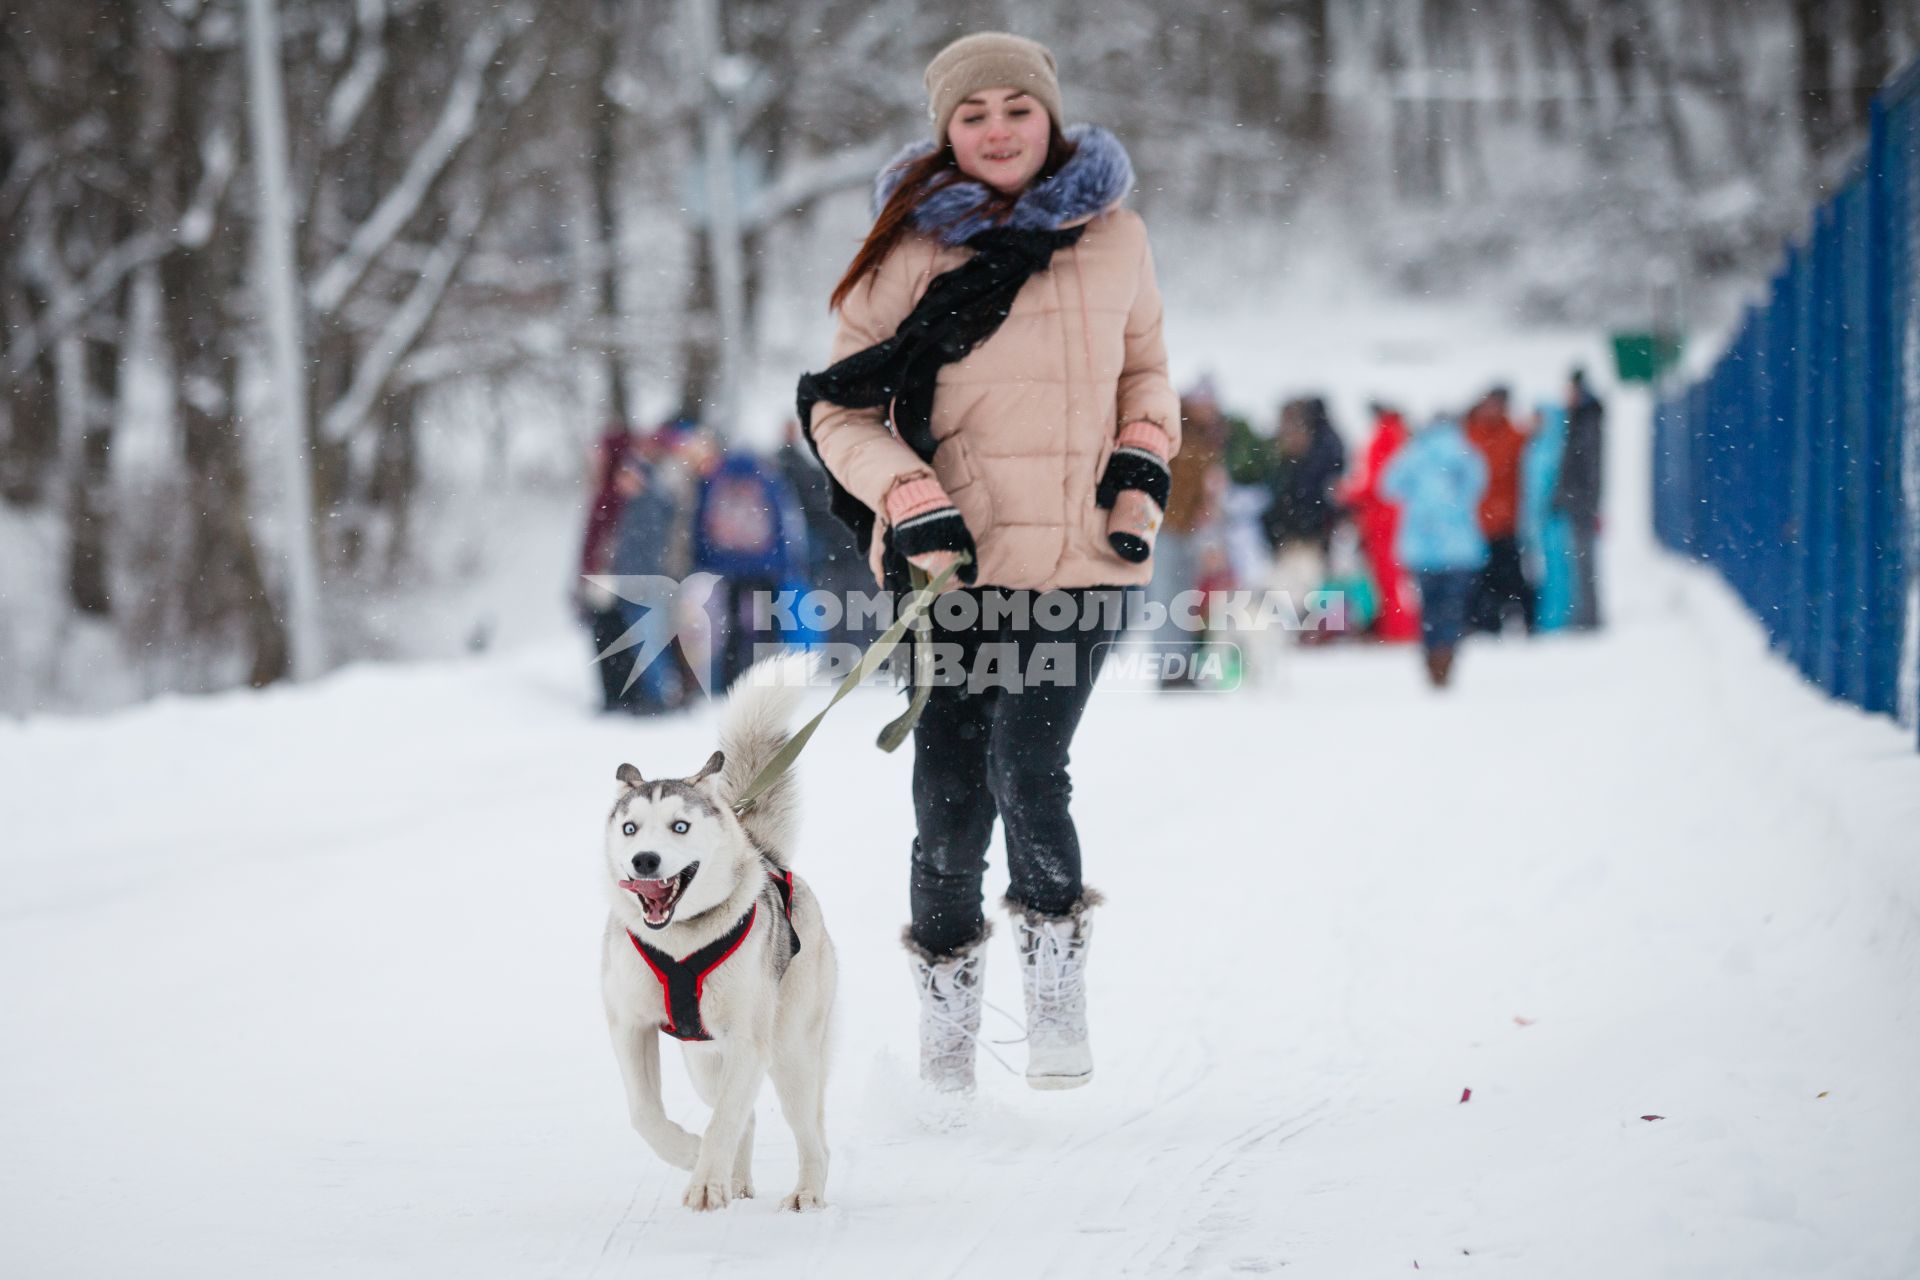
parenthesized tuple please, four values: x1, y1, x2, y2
(606, 453, 691, 713)
(1553, 368, 1606, 630)
(1381, 414, 1489, 688)
(692, 449, 808, 692)
(1522, 403, 1576, 632)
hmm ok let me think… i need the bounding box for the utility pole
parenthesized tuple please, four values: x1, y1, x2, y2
(243, 0, 326, 679)
(684, 0, 748, 438)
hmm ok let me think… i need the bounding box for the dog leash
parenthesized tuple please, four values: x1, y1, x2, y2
(731, 554, 968, 818)
(873, 559, 941, 754)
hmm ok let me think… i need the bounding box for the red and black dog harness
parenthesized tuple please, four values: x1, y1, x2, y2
(627, 870, 801, 1042)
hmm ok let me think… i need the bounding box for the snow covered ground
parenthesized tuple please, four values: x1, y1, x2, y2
(5, 397, 1919, 1279)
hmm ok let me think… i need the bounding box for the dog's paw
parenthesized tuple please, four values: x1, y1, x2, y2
(730, 1173, 755, 1200)
(682, 1172, 733, 1212)
(779, 1187, 826, 1212)
(645, 1129, 701, 1171)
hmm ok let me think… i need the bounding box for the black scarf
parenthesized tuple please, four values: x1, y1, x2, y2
(795, 225, 1085, 564)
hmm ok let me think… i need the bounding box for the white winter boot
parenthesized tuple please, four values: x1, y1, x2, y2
(1008, 891, 1100, 1090)
(904, 928, 989, 1093)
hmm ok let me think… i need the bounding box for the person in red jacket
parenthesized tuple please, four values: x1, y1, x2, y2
(578, 422, 640, 712)
(1463, 387, 1537, 634)
(1342, 402, 1420, 642)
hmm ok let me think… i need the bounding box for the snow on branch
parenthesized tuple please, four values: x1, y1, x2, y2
(730, 67, 779, 134)
(394, 308, 662, 390)
(381, 239, 575, 293)
(8, 240, 153, 372)
(4, 228, 165, 381)
(318, 196, 483, 443)
(323, 0, 389, 147)
(1, 119, 237, 383)
(744, 141, 894, 232)
(395, 329, 558, 390)
(176, 128, 238, 249)
(307, 18, 503, 317)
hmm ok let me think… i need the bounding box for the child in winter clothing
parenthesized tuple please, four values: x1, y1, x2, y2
(1381, 414, 1488, 688)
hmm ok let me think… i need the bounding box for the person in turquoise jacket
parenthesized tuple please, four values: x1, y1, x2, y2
(1522, 403, 1576, 632)
(1381, 414, 1488, 687)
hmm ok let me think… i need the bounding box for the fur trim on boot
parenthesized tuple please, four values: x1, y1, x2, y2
(899, 920, 992, 964)
(1001, 887, 1104, 923)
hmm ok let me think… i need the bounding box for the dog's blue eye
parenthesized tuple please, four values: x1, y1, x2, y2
(622, 822, 636, 837)
(671, 820, 690, 835)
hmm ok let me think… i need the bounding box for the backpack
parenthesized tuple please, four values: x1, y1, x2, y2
(701, 473, 776, 557)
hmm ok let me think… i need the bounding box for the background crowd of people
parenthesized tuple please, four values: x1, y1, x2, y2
(1147, 369, 1606, 688)
(574, 418, 866, 714)
(574, 369, 1605, 709)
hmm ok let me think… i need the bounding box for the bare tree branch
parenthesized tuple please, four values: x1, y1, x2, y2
(743, 138, 892, 232)
(307, 17, 504, 316)
(5, 230, 166, 380)
(2, 119, 235, 382)
(324, 0, 389, 146)
(319, 193, 484, 441)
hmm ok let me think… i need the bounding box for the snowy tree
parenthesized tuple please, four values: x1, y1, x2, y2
(283, 0, 550, 573)
(3, 0, 1916, 708)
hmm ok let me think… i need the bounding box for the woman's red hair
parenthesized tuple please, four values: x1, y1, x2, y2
(829, 126, 1077, 314)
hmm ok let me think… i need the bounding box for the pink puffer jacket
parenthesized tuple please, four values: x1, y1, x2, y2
(809, 139, 1179, 590)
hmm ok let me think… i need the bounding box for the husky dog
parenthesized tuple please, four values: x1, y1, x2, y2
(601, 654, 837, 1212)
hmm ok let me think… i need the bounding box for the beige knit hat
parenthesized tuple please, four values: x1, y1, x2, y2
(924, 32, 1064, 143)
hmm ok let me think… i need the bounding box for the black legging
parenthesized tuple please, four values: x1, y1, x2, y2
(590, 606, 635, 712)
(720, 574, 779, 693)
(907, 587, 1121, 955)
(1472, 534, 1537, 634)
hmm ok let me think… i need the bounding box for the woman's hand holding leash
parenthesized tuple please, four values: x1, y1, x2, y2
(885, 474, 979, 586)
(905, 549, 968, 587)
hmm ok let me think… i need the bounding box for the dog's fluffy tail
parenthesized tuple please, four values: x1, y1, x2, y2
(717, 650, 817, 867)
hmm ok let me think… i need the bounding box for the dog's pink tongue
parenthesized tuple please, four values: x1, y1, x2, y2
(620, 878, 675, 919)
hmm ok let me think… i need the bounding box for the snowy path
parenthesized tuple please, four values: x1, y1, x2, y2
(4, 541, 1917, 1278)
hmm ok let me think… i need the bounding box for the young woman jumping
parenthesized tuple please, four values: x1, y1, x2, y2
(802, 32, 1179, 1093)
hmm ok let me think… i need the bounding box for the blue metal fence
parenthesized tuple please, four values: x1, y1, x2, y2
(1654, 57, 1920, 745)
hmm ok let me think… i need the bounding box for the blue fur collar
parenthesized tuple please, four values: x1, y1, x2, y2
(871, 124, 1135, 247)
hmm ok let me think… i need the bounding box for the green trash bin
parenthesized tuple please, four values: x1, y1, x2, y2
(1612, 331, 1684, 384)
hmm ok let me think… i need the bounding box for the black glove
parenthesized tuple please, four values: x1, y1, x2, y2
(888, 501, 980, 584)
(1096, 446, 1172, 511)
(1096, 447, 1171, 563)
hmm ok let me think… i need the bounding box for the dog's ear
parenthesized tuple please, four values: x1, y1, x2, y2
(615, 763, 645, 788)
(689, 750, 725, 788)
